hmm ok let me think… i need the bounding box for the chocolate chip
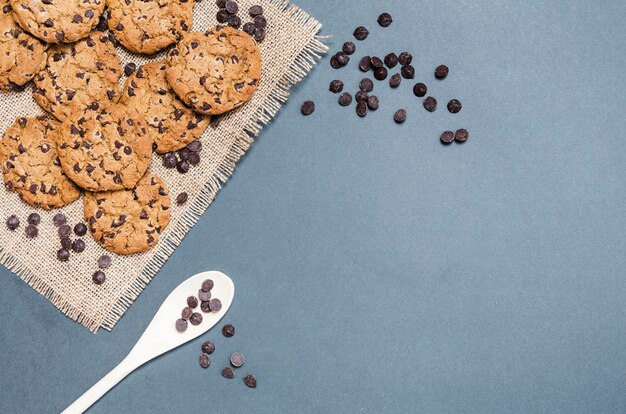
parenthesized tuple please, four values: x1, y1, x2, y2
(329, 80, 343, 93)
(230, 352, 245, 368)
(359, 78, 373, 92)
(57, 249, 70, 262)
(58, 224, 71, 237)
(123, 62, 136, 77)
(435, 65, 449, 79)
(440, 130, 454, 144)
(163, 152, 178, 169)
(216, 0, 227, 7)
(423, 96, 437, 112)
(253, 15, 266, 29)
(384, 53, 398, 68)
(413, 82, 427, 97)
(389, 73, 401, 87)
(398, 52, 412, 66)
(216, 9, 230, 23)
(335, 52, 349, 66)
(175, 318, 188, 332)
(98, 254, 112, 269)
(209, 298, 222, 312)
(338, 92, 352, 106)
(370, 56, 384, 69)
(359, 56, 371, 72)
(202, 341, 216, 354)
(201, 279, 214, 292)
(73, 222, 87, 236)
(356, 101, 368, 117)
(72, 239, 86, 253)
(242, 22, 256, 35)
(374, 67, 388, 81)
(190, 312, 203, 326)
(243, 374, 257, 388)
(181, 307, 193, 320)
(187, 140, 202, 152)
(176, 192, 188, 205)
(253, 27, 265, 42)
(198, 352, 211, 368)
(301, 100, 315, 116)
(401, 65, 415, 79)
(225, 0, 238, 14)
(355, 90, 368, 102)
(178, 148, 190, 161)
(27, 213, 40, 226)
(201, 301, 211, 312)
(52, 213, 67, 227)
(25, 225, 38, 239)
(378, 12, 393, 27)
(353, 26, 369, 41)
(222, 324, 235, 337)
(394, 109, 407, 123)
(447, 99, 462, 114)
(454, 128, 469, 143)
(60, 237, 72, 250)
(342, 41, 356, 55)
(249, 5, 263, 16)
(221, 367, 235, 379)
(187, 296, 198, 308)
(228, 15, 241, 28)
(367, 95, 379, 110)
(198, 289, 211, 303)
(176, 160, 190, 174)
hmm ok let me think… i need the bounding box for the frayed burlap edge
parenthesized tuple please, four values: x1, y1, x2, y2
(0, 0, 327, 333)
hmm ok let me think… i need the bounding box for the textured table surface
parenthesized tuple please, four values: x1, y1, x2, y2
(1, 1, 625, 413)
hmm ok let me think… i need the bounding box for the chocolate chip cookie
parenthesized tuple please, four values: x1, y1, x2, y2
(33, 35, 122, 121)
(83, 172, 171, 254)
(9, 0, 104, 44)
(107, 0, 193, 55)
(0, 115, 81, 209)
(0, 1, 48, 90)
(49, 105, 152, 192)
(165, 27, 261, 115)
(121, 61, 209, 154)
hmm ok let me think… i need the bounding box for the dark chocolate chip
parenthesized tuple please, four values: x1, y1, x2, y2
(176, 160, 190, 174)
(356, 101, 368, 117)
(423, 96, 437, 112)
(440, 130, 454, 144)
(342, 41, 356, 55)
(370, 56, 384, 69)
(209, 298, 222, 312)
(384, 53, 398, 68)
(222, 324, 235, 337)
(394, 109, 407, 123)
(398, 52, 412, 66)
(413, 82, 427, 97)
(98, 254, 112, 269)
(374, 67, 388, 81)
(401, 65, 415, 79)
(201, 301, 211, 313)
(338, 92, 352, 106)
(25, 224, 38, 239)
(202, 341, 216, 354)
(243, 374, 257, 388)
(57, 249, 70, 262)
(52, 213, 67, 227)
(367, 95, 379, 110)
(201, 279, 214, 292)
(190, 312, 203, 326)
(175, 318, 188, 332)
(249, 5, 263, 16)
(72, 239, 86, 253)
(163, 152, 178, 169)
(230, 352, 245, 368)
(198, 289, 211, 302)
(355, 90, 368, 102)
(60, 237, 72, 250)
(187, 296, 198, 308)
(124, 62, 136, 77)
(221, 367, 235, 379)
(435, 65, 449, 79)
(335, 52, 349, 66)
(27, 213, 40, 226)
(454, 128, 469, 143)
(378, 13, 393, 27)
(447, 99, 462, 114)
(353, 26, 369, 41)
(176, 192, 188, 205)
(359, 56, 371, 72)
(58, 224, 71, 237)
(359, 78, 373, 92)
(389, 73, 401, 87)
(181, 306, 193, 320)
(301, 100, 315, 116)
(329, 80, 344, 93)
(225, 0, 238, 14)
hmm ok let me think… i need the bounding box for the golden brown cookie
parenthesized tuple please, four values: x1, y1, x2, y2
(107, 0, 193, 55)
(84, 172, 171, 255)
(9, 0, 105, 44)
(121, 61, 209, 154)
(165, 27, 261, 115)
(49, 105, 153, 192)
(33, 35, 122, 121)
(0, 1, 48, 89)
(0, 115, 81, 209)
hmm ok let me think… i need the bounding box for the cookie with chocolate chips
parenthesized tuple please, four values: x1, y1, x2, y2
(83, 172, 171, 255)
(49, 105, 152, 192)
(121, 61, 209, 154)
(107, 0, 193, 55)
(9, 0, 104, 44)
(0, 115, 81, 209)
(165, 27, 261, 115)
(33, 35, 122, 121)
(0, 1, 48, 90)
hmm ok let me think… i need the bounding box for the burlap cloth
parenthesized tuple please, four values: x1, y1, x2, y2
(0, 0, 327, 332)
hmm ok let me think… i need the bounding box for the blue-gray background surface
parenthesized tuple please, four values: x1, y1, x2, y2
(1, 1, 625, 413)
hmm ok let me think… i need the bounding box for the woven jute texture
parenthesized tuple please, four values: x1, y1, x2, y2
(0, 0, 327, 332)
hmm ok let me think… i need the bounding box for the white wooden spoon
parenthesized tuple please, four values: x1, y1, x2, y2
(62, 270, 235, 414)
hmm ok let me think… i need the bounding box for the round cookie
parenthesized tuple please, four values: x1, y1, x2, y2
(0, 115, 81, 209)
(165, 27, 261, 115)
(33, 34, 122, 121)
(107, 0, 193, 55)
(49, 105, 152, 192)
(121, 61, 209, 154)
(0, 1, 48, 89)
(9, 0, 104, 44)
(84, 172, 171, 255)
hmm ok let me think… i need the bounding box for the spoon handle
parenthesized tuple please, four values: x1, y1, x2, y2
(61, 355, 138, 414)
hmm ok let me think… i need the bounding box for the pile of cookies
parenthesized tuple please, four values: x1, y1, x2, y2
(0, 0, 262, 256)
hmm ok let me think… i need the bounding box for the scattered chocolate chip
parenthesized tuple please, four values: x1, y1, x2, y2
(377, 12, 393, 27)
(201, 279, 214, 292)
(162, 152, 178, 169)
(181, 306, 193, 320)
(329, 55, 340, 69)
(98, 254, 112, 269)
(359, 56, 371, 72)
(370, 56, 384, 69)
(355, 90, 368, 102)
(435, 65, 449, 79)
(249, 5, 263, 16)
(25, 224, 38, 239)
(367, 95, 379, 110)
(384, 53, 398, 69)
(374, 67, 388, 81)
(455, 128, 469, 143)
(401, 65, 415, 79)
(301, 100, 315, 116)
(27, 213, 40, 226)
(394, 109, 407, 123)
(447, 99, 462, 114)
(230, 352, 245, 368)
(52, 213, 66, 227)
(176, 192, 188, 205)
(187, 140, 202, 152)
(243, 374, 257, 388)
(202, 341, 216, 354)
(124, 62, 136, 77)
(356, 101, 368, 117)
(423, 96, 437, 112)
(60, 237, 72, 250)
(198, 352, 211, 368)
(175, 318, 188, 332)
(242, 21, 256, 35)
(58, 224, 71, 237)
(222, 324, 235, 337)
(335, 52, 349, 66)
(221, 367, 235, 379)
(389, 73, 401, 87)
(342, 41, 356, 55)
(440, 130, 454, 144)
(353, 26, 369, 41)
(185, 152, 199, 166)
(74, 223, 88, 236)
(201, 301, 211, 312)
(190, 312, 203, 326)
(72, 239, 86, 253)
(209, 298, 222, 312)
(187, 296, 198, 308)
(198, 289, 211, 302)
(398, 52, 412, 66)
(338, 92, 352, 106)
(329, 80, 343, 93)
(359, 78, 374, 92)
(176, 160, 190, 174)
(225, 0, 238, 14)
(413, 82, 427, 97)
